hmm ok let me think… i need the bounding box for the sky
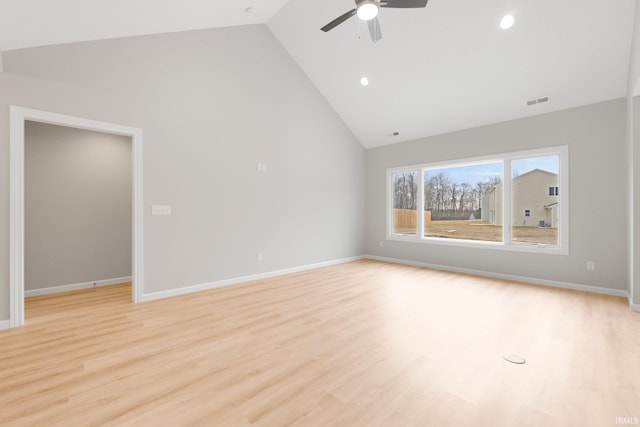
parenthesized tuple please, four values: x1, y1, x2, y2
(424, 155, 558, 185)
(512, 155, 559, 177)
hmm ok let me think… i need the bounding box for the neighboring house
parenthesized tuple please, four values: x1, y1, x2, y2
(481, 185, 503, 226)
(481, 169, 559, 227)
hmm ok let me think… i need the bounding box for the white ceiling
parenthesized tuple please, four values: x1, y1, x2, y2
(269, 0, 636, 147)
(0, 0, 289, 51)
(0, 0, 636, 148)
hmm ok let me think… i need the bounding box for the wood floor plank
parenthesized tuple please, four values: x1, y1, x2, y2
(1, 259, 639, 426)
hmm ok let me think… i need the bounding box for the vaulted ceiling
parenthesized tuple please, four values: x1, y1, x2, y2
(0, 0, 635, 148)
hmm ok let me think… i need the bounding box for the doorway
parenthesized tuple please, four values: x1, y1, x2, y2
(9, 106, 143, 327)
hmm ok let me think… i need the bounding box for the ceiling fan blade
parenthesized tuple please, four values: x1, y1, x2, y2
(321, 9, 357, 32)
(381, 0, 428, 8)
(368, 17, 383, 42)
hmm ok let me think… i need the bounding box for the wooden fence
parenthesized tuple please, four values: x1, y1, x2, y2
(393, 209, 431, 229)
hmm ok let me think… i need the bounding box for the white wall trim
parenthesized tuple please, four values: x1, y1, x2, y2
(24, 276, 132, 297)
(365, 255, 629, 298)
(140, 256, 364, 302)
(0, 319, 10, 330)
(7, 252, 637, 319)
(9, 106, 144, 328)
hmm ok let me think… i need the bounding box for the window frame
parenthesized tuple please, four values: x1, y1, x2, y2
(386, 145, 569, 255)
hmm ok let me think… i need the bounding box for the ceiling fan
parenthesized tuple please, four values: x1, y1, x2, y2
(321, 0, 429, 42)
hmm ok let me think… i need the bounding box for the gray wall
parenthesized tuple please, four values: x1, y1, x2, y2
(0, 24, 366, 320)
(25, 121, 132, 291)
(366, 99, 628, 291)
(628, 0, 640, 97)
(0, 21, 630, 321)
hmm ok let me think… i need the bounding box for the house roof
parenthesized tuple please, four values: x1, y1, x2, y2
(0, 0, 634, 148)
(513, 168, 558, 180)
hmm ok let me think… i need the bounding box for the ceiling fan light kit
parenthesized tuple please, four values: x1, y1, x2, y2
(321, 0, 429, 42)
(357, 2, 379, 20)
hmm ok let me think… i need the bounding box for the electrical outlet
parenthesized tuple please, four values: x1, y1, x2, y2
(379, 241, 384, 247)
(257, 252, 263, 261)
(586, 261, 595, 271)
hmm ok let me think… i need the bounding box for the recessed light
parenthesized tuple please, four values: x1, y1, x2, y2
(360, 76, 369, 86)
(500, 14, 514, 30)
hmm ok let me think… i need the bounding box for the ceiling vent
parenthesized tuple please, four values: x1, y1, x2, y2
(526, 96, 550, 106)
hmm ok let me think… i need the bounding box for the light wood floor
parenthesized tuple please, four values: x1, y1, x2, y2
(1, 260, 639, 426)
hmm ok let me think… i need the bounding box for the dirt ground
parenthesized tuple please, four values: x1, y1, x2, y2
(394, 220, 558, 244)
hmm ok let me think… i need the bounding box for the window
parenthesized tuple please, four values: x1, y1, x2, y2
(387, 146, 568, 254)
(423, 161, 503, 242)
(511, 155, 559, 244)
(391, 171, 418, 236)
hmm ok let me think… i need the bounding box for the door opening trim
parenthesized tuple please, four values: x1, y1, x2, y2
(9, 106, 144, 327)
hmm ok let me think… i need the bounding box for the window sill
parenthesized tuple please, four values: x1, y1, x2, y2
(387, 234, 568, 255)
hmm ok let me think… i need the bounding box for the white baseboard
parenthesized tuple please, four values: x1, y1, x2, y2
(0, 319, 10, 330)
(16, 255, 638, 313)
(365, 255, 629, 298)
(140, 256, 364, 302)
(25, 276, 132, 297)
(627, 292, 640, 312)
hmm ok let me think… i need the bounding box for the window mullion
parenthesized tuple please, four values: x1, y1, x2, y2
(417, 168, 425, 239)
(503, 158, 511, 245)
(387, 169, 393, 238)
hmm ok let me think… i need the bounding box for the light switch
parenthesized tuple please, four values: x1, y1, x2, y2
(151, 205, 172, 216)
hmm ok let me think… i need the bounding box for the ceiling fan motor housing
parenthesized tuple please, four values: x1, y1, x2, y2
(321, 0, 428, 39)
